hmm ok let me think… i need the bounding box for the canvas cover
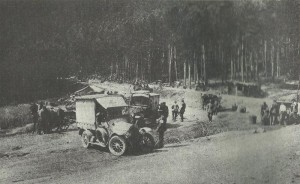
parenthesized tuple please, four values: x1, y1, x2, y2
(96, 96, 127, 109)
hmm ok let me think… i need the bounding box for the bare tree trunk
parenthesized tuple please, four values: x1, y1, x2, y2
(202, 45, 207, 85)
(231, 53, 233, 81)
(124, 55, 128, 81)
(237, 48, 240, 80)
(271, 39, 274, 80)
(255, 51, 258, 81)
(241, 37, 244, 82)
(174, 46, 178, 81)
(135, 60, 138, 82)
(161, 51, 165, 80)
(193, 52, 196, 84)
(221, 50, 223, 84)
(189, 61, 191, 89)
(116, 62, 119, 79)
(250, 52, 253, 81)
(110, 62, 113, 79)
(168, 44, 172, 86)
(184, 60, 186, 86)
(148, 50, 151, 82)
(264, 40, 267, 77)
(276, 44, 280, 77)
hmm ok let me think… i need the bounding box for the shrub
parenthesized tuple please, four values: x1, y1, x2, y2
(0, 104, 31, 129)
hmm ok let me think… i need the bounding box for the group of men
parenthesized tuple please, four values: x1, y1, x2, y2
(171, 100, 186, 122)
(155, 100, 186, 148)
(261, 99, 298, 125)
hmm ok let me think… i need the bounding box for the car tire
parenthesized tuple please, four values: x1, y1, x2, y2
(140, 133, 155, 153)
(81, 130, 92, 149)
(109, 136, 127, 156)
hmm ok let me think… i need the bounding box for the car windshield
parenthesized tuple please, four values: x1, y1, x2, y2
(106, 106, 129, 119)
(131, 96, 149, 106)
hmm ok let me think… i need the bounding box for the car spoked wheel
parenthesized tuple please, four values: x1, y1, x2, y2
(109, 136, 127, 156)
(140, 133, 155, 153)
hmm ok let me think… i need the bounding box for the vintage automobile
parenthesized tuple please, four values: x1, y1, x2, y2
(76, 94, 155, 156)
(129, 90, 160, 127)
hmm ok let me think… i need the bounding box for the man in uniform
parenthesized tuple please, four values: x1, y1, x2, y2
(30, 103, 39, 134)
(155, 102, 168, 148)
(279, 102, 287, 125)
(207, 100, 213, 123)
(39, 105, 50, 134)
(171, 101, 179, 121)
(179, 99, 186, 122)
(261, 102, 268, 118)
(270, 100, 279, 125)
(95, 111, 108, 146)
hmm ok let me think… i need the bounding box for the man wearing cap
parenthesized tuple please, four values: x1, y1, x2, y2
(155, 102, 169, 148)
(261, 102, 268, 118)
(279, 102, 287, 125)
(171, 101, 179, 121)
(270, 100, 279, 125)
(207, 100, 213, 123)
(179, 99, 186, 122)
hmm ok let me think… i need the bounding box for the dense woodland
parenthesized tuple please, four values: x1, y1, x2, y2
(0, 0, 299, 104)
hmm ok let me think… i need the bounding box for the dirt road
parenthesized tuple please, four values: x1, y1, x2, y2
(48, 126, 299, 184)
(1, 125, 299, 184)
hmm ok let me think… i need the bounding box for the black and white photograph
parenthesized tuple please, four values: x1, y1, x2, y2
(0, 0, 300, 183)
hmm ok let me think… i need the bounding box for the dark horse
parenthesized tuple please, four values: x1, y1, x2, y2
(48, 107, 65, 132)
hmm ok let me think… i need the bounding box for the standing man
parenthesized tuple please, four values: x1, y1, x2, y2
(30, 103, 39, 134)
(291, 99, 298, 116)
(213, 100, 219, 115)
(179, 99, 186, 122)
(207, 100, 213, 123)
(171, 101, 179, 121)
(279, 102, 287, 125)
(270, 100, 279, 125)
(261, 102, 268, 118)
(155, 102, 169, 148)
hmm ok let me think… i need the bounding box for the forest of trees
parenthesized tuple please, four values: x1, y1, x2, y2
(0, 0, 299, 104)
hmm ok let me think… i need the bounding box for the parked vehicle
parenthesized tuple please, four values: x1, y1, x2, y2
(129, 90, 160, 127)
(76, 94, 155, 156)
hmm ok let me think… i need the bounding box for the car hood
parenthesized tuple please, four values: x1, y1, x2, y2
(108, 118, 133, 135)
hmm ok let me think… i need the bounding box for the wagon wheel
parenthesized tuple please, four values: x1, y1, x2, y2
(109, 136, 127, 156)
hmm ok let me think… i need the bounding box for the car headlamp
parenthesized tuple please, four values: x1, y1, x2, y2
(124, 131, 131, 138)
